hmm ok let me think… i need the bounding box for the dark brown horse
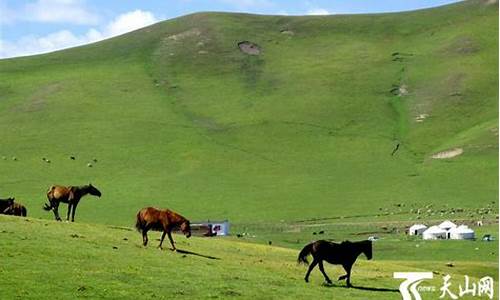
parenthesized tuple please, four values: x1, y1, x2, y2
(135, 207, 191, 251)
(43, 184, 101, 222)
(298, 240, 372, 287)
(5, 202, 28, 216)
(0, 197, 15, 214)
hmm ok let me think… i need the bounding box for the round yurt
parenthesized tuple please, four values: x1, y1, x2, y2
(422, 225, 447, 240)
(448, 225, 475, 240)
(438, 220, 457, 231)
(409, 224, 427, 236)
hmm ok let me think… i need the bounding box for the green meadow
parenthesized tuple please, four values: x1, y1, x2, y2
(0, 0, 498, 298)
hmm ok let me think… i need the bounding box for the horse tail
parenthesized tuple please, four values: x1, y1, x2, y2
(298, 242, 314, 265)
(135, 211, 143, 232)
(21, 206, 27, 217)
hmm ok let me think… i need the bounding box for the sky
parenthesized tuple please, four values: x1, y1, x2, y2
(0, 0, 461, 59)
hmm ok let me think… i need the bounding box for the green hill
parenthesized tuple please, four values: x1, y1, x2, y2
(1, 1, 498, 298)
(0, 0, 497, 231)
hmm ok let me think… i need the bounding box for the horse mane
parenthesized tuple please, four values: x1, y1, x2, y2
(166, 209, 188, 224)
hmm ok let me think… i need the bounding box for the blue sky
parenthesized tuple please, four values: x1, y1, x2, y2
(0, 0, 460, 58)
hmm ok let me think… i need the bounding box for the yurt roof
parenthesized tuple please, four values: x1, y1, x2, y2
(424, 225, 447, 234)
(438, 220, 457, 229)
(410, 224, 427, 229)
(449, 225, 474, 233)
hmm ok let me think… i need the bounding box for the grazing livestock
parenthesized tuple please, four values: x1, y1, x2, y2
(298, 240, 372, 287)
(0, 197, 14, 214)
(135, 207, 191, 251)
(11, 202, 27, 216)
(43, 184, 102, 222)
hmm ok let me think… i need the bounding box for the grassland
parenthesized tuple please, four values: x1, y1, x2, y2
(0, 215, 497, 299)
(0, 0, 498, 298)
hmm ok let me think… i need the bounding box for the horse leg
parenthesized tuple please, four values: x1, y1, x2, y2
(142, 229, 149, 246)
(66, 203, 72, 221)
(158, 231, 167, 250)
(341, 263, 353, 287)
(304, 259, 318, 283)
(318, 260, 332, 284)
(167, 231, 176, 251)
(53, 203, 61, 221)
(71, 202, 79, 222)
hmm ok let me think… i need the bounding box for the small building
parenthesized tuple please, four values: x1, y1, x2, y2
(409, 224, 427, 236)
(190, 220, 230, 236)
(422, 225, 447, 240)
(438, 220, 457, 231)
(448, 225, 475, 240)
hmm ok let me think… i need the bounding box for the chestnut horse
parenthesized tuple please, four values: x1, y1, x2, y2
(43, 184, 101, 222)
(298, 240, 372, 287)
(135, 207, 191, 251)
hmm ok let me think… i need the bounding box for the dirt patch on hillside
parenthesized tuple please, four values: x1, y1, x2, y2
(238, 41, 261, 55)
(11, 82, 61, 113)
(447, 37, 479, 55)
(390, 84, 408, 96)
(280, 29, 294, 35)
(415, 114, 429, 123)
(431, 148, 463, 159)
(166, 28, 201, 41)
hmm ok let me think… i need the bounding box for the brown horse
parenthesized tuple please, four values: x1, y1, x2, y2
(298, 240, 372, 287)
(135, 207, 191, 251)
(5, 202, 28, 216)
(0, 197, 15, 214)
(43, 184, 101, 222)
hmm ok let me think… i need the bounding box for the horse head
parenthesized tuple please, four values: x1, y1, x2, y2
(2, 197, 15, 214)
(180, 220, 191, 238)
(363, 240, 373, 260)
(88, 183, 102, 197)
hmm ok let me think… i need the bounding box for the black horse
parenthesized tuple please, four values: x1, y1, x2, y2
(298, 240, 372, 287)
(0, 197, 15, 214)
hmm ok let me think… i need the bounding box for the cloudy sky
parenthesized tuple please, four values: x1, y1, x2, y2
(0, 0, 460, 59)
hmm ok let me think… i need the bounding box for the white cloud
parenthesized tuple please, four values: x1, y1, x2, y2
(104, 10, 158, 37)
(306, 8, 331, 15)
(0, 9, 159, 58)
(25, 0, 100, 25)
(2, 0, 100, 25)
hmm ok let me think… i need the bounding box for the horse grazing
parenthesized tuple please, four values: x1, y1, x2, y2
(0, 197, 15, 214)
(298, 240, 372, 287)
(43, 184, 101, 222)
(10, 202, 28, 216)
(135, 207, 191, 251)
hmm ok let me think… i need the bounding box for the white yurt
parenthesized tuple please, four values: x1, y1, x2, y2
(409, 224, 427, 236)
(422, 225, 447, 240)
(438, 220, 457, 231)
(448, 225, 475, 240)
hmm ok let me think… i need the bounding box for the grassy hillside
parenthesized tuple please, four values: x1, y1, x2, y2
(0, 0, 497, 231)
(0, 216, 497, 299)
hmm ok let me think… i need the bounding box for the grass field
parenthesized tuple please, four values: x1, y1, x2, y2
(0, 216, 497, 299)
(0, 0, 498, 298)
